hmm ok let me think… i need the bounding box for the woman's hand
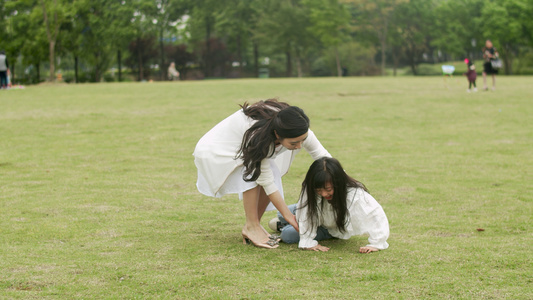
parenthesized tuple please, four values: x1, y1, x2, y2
(359, 246, 379, 254)
(305, 244, 330, 252)
(286, 214, 299, 232)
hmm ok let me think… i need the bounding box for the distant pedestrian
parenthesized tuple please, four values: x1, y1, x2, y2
(463, 59, 477, 93)
(168, 62, 180, 81)
(482, 40, 499, 91)
(0, 50, 9, 89)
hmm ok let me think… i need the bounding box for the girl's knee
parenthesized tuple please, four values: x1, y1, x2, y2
(280, 226, 299, 244)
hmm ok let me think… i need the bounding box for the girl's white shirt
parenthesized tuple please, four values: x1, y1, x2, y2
(193, 109, 331, 197)
(297, 187, 390, 250)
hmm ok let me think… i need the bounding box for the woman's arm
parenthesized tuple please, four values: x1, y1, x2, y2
(303, 129, 332, 160)
(268, 190, 299, 232)
(255, 158, 299, 231)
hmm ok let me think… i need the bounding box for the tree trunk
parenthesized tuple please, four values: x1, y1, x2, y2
(379, 31, 387, 76)
(41, 0, 60, 82)
(138, 38, 143, 81)
(335, 47, 342, 77)
(117, 50, 122, 82)
(410, 62, 417, 75)
(237, 34, 243, 77)
(94, 51, 100, 82)
(503, 44, 512, 75)
(205, 16, 212, 78)
(285, 45, 292, 77)
(160, 26, 165, 80)
(253, 42, 259, 78)
(286, 49, 292, 77)
(48, 41, 56, 82)
(74, 56, 78, 83)
(11, 61, 15, 83)
(392, 50, 398, 77)
(36, 63, 40, 83)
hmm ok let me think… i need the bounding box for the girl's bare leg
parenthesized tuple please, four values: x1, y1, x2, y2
(482, 71, 488, 89)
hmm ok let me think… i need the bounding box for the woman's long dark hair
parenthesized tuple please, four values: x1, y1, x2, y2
(299, 157, 368, 233)
(236, 99, 310, 182)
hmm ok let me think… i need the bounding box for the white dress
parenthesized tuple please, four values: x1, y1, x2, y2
(297, 187, 390, 249)
(193, 109, 331, 210)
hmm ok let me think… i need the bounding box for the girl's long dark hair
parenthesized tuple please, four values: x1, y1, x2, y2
(236, 99, 309, 181)
(299, 157, 368, 233)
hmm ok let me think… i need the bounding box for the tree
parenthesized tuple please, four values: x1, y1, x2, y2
(216, 0, 259, 77)
(38, 0, 71, 82)
(430, 0, 484, 61)
(343, 0, 408, 75)
(150, 0, 187, 80)
(254, 0, 314, 77)
(478, 0, 528, 74)
(304, 0, 350, 77)
(187, 0, 221, 77)
(391, 0, 435, 75)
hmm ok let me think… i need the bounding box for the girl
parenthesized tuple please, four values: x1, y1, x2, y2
(464, 59, 477, 93)
(273, 157, 389, 253)
(193, 99, 331, 249)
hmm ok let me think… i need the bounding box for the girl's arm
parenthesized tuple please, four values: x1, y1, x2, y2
(296, 192, 320, 249)
(349, 189, 390, 251)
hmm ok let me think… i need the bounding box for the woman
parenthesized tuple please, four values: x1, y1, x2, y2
(482, 40, 499, 91)
(272, 157, 389, 253)
(193, 99, 331, 249)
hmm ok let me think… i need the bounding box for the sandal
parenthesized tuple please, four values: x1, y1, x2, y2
(242, 233, 279, 249)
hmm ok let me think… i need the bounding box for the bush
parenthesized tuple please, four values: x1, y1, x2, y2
(311, 42, 379, 76)
(103, 73, 115, 82)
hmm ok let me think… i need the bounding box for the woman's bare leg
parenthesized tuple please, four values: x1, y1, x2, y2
(257, 187, 270, 220)
(257, 187, 273, 235)
(242, 186, 270, 244)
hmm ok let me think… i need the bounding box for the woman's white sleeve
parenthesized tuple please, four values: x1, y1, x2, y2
(350, 190, 390, 250)
(303, 129, 331, 160)
(297, 193, 319, 248)
(255, 158, 278, 195)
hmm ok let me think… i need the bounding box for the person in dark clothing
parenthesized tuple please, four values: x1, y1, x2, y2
(0, 50, 9, 89)
(482, 40, 499, 91)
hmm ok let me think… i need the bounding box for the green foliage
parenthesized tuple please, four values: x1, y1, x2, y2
(1, 0, 533, 80)
(1, 78, 532, 298)
(311, 41, 378, 76)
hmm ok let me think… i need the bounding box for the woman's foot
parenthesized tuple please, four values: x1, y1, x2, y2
(242, 227, 278, 249)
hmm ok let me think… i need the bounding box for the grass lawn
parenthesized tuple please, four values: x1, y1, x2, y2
(1, 76, 532, 299)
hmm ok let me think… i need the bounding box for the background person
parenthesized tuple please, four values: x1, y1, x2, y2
(168, 62, 180, 81)
(482, 40, 499, 91)
(272, 157, 389, 253)
(193, 99, 331, 249)
(0, 50, 9, 89)
(464, 59, 477, 92)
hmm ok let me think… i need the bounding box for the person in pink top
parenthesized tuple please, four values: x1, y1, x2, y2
(463, 59, 477, 93)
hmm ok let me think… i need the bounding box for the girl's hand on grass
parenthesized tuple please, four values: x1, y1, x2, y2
(359, 246, 379, 254)
(306, 244, 330, 252)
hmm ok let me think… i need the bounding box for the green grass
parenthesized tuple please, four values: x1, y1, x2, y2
(1, 77, 532, 299)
